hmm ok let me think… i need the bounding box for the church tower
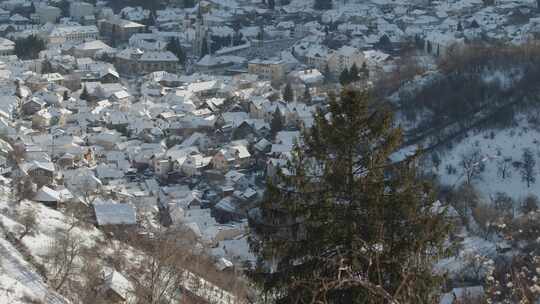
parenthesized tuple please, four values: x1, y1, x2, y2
(193, 1, 208, 58)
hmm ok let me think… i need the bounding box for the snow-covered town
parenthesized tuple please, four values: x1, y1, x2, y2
(1, 0, 540, 303)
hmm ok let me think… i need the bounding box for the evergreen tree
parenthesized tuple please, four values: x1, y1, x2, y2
(302, 85, 311, 104)
(268, 0, 275, 9)
(80, 86, 90, 101)
(257, 25, 264, 41)
(323, 64, 331, 83)
(313, 0, 332, 10)
(339, 68, 350, 85)
(14, 35, 46, 60)
(63, 91, 69, 101)
(166, 37, 186, 65)
(29, 2, 36, 14)
(270, 107, 284, 139)
(349, 63, 360, 82)
(42, 60, 54, 74)
(360, 61, 369, 79)
(249, 89, 449, 303)
(427, 41, 433, 54)
(183, 0, 196, 8)
(146, 10, 157, 26)
(282, 82, 294, 102)
(51, 0, 70, 17)
(200, 35, 209, 58)
(377, 34, 392, 51)
(233, 31, 244, 46)
(457, 21, 463, 32)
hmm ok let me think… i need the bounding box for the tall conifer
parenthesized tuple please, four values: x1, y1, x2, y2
(249, 89, 449, 304)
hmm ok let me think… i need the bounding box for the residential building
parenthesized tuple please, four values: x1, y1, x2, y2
(326, 46, 365, 76)
(115, 48, 179, 75)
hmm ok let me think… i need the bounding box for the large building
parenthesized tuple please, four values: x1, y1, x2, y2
(247, 59, 286, 85)
(98, 18, 145, 46)
(47, 25, 99, 47)
(115, 48, 179, 75)
(326, 46, 366, 77)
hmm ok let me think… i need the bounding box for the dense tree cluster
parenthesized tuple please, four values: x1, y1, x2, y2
(14, 35, 46, 60)
(282, 82, 294, 102)
(166, 37, 186, 65)
(397, 43, 540, 134)
(339, 63, 367, 85)
(314, 0, 332, 10)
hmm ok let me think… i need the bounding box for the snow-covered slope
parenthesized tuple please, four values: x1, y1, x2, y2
(434, 116, 540, 201)
(0, 212, 69, 304)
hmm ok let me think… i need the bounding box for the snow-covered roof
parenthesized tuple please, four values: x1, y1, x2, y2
(103, 270, 133, 300)
(33, 186, 60, 202)
(75, 40, 112, 51)
(290, 69, 323, 84)
(94, 203, 137, 226)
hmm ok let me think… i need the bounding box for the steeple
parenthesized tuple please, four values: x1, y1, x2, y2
(197, 0, 203, 21)
(194, 0, 208, 58)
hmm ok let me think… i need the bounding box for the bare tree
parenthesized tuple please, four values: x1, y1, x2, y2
(472, 203, 503, 240)
(521, 148, 536, 188)
(461, 253, 491, 283)
(521, 194, 539, 214)
(128, 227, 191, 304)
(12, 172, 35, 203)
(43, 220, 83, 292)
(492, 192, 516, 218)
(17, 207, 37, 240)
(497, 157, 512, 180)
(76, 253, 107, 304)
(460, 148, 483, 184)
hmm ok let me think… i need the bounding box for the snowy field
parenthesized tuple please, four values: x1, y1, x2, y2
(434, 115, 540, 201)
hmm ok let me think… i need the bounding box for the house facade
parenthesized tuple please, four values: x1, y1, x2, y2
(248, 59, 286, 85)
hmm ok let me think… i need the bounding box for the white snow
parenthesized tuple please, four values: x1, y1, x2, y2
(435, 116, 540, 201)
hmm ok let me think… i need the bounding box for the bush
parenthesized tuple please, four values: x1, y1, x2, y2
(492, 192, 515, 217)
(448, 183, 481, 220)
(520, 194, 539, 214)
